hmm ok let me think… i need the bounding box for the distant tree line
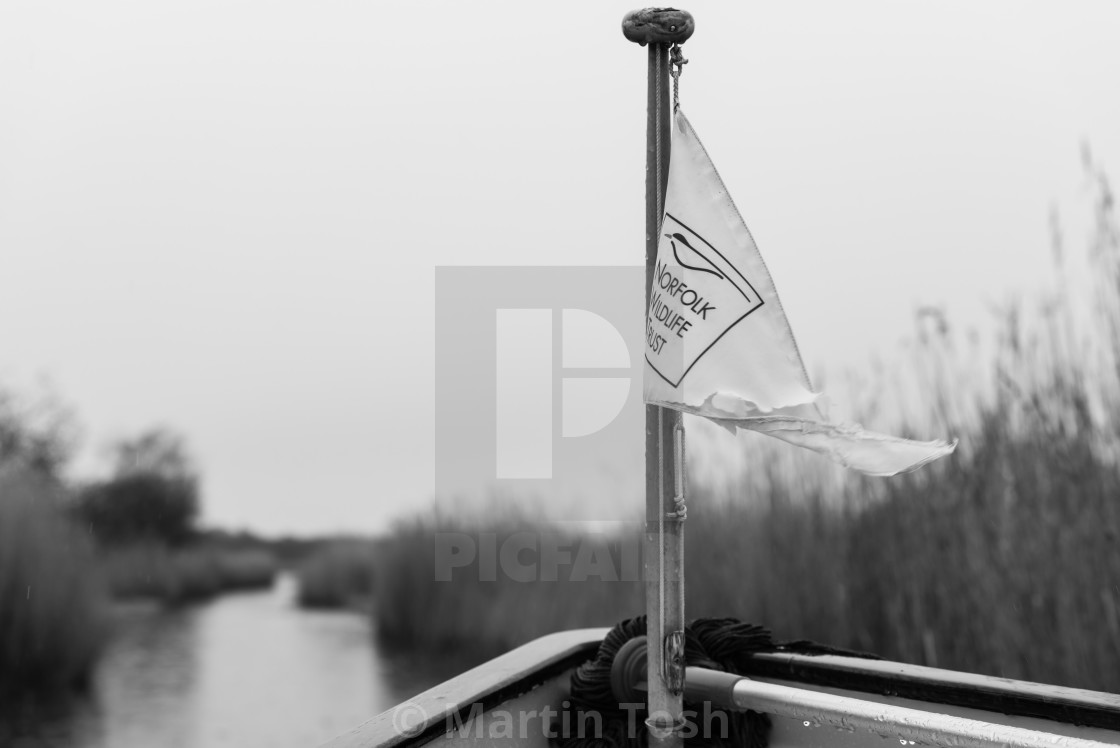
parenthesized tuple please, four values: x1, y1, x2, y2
(0, 386, 200, 547)
(75, 429, 200, 547)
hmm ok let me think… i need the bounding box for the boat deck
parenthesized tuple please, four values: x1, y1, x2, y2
(322, 629, 1120, 747)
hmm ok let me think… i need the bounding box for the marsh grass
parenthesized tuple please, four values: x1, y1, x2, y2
(370, 363, 1120, 690)
(99, 544, 278, 604)
(296, 539, 376, 609)
(372, 520, 641, 659)
(0, 470, 107, 701)
(686, 424, 1120, 691)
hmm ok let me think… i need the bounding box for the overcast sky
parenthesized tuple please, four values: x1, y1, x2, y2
(1, 2, 1118, 535)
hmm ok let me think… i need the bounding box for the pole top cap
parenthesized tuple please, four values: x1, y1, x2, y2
(622, 8, 694, 46)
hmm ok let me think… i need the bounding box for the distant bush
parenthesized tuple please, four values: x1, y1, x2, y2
(196, 528, 321, 567)
(78, 473, 198, 547)
(216, 549, 279, 591)
(296, 540, 376, 609)
(74, 429, 200, 547)
(0, 386, 76, 477)
(0, 470, 107, 701)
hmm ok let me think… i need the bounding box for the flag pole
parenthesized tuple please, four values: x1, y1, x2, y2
(622, 9, 694, 748)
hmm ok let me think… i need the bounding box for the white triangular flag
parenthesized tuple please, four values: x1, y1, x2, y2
(644, 110, 955, 476)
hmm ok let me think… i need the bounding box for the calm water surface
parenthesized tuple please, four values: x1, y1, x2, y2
(10, 575, 460, 748)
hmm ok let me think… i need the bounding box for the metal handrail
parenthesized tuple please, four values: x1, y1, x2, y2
(687, 667, 1118, 748)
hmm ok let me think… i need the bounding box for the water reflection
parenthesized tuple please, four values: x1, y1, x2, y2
(8, 575, 454, 748)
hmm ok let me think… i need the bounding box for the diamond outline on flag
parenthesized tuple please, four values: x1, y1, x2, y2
(645, 212, 765, 388)
(644, 107, 956, 477)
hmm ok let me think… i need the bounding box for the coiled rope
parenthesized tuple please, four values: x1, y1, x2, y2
(549, 616, 878, 748)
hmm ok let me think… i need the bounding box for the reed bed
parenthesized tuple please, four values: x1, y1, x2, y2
(371, 394, 1120, 691)
(372, 520, 641, 658)
(0, 470, 107, 701)
(99, 544, 278, 604)
(296, 539, 377, 609)
(686, 416, 1120, 692)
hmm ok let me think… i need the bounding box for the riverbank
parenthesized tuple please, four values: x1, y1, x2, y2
(99, 543, 278, 604)
(0, 468, 283, 704)
(0, 470, 106, 703)
(1, 575, 435, 748)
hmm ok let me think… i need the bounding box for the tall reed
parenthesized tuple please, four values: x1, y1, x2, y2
(372, 519, 641, 659)
(296, 539, 377, 609)
(98, 543, 278, 604)
(0, 469, 107, 701)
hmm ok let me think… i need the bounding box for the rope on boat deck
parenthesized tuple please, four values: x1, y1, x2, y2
(550, 617, 777, 748)
(549, 616, 880, 748)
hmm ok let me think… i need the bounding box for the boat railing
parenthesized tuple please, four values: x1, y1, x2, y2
(688, 666, 1118, 748)
(322, 629, 1120, 748)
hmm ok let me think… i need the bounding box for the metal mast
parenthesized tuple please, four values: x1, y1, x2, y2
(622, 8, 694, 748)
